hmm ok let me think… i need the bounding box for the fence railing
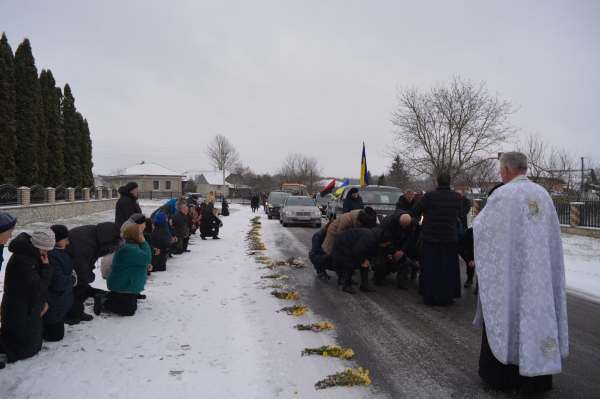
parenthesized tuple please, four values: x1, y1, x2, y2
(553, 200, 571, 226)
(137, 191, 180, 200)
(0, 184, 116, 207)
(0, 184, 18, 206)
(580, 202, 600, 228)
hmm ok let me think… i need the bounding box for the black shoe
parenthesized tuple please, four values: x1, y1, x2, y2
(398, 283, 409, 291)
(183, 249, 191, 252)
(171, 250, 181, 255)
(342, 285, 356, 294)
(0, 361, 5, 370)
(464, 278, 473, 288)
(63, 317, 81, 325)
(350, 279, 358, 286)
(137, 294, 146, 300)
(93, 294, 105, 316)
(373, 279, 383, 286)
(360, 280, 376, 292)
(321, 271, 331, 280)
(474, 283, 479, 296)
(201, 236, 207, 240)
(79, 312, 94, 322)
(213, 236, 221, 240)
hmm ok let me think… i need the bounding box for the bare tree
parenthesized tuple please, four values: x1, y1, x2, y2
(205, 134, 241, 187)
(390, 77, 519, 179)
(455, 157, 498, 197)
(275, 152, 323, 193)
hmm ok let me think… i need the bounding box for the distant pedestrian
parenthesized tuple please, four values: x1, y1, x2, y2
(221, 198, 230, 216)
(115, 182, 142, 227)
(342, 187, 364, 213)
(409, 173, 462, 305)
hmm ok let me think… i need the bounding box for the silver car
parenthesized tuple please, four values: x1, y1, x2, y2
(279, 196, 322, 227)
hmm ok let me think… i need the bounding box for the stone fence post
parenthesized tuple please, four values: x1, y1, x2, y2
(17, 187, 31, 206)
(83, 188, 90, 201)
(67, 188, 75, 203)
(96, 188, 103, 200)
(472, 199, 482, 218)
(569, 202, 583, 228)
(107, 189, 113, 200)
(44, 187, 56, 204)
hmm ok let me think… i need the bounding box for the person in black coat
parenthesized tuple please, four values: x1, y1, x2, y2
(309, 220, 334, 280)
(342, 187, 364, 213)
(0, 229, 54, 364)
(374, 210, 415, 290)
(115, 182, 142, 227)
(200, 208, 223, 239)
(395, 189, 417, 211)
(152, 212, 172, 272)
(0, 212, 17, 370)
(43, 225, 85, 342)
(250, 194, 259, 212)
(409, 173, 463, 305)
(221, 198, 230, 216)
(66, 222, 125, 304)
(455, 189, 471, 233)
(171, 204, 190, 252)
(150, 203, 173, 220)
(329, 227, 392, 294)
(457, 227, 476, 289)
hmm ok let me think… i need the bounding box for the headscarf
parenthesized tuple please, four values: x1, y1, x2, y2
(166, 198, 178, 215)
(153, 212, 169, 227)
(122, 224, 141, 247)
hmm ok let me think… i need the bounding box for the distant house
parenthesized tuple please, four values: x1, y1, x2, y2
(193, 170, 251, 198)
(107, 162, 185, 199)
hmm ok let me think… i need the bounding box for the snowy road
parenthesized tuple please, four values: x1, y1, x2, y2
(1, 203, 599, 398)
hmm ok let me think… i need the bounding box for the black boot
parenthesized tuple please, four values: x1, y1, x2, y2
(342, 271, 356, 294)
(336, 270, 344, 286)
(94, 294, 106, 316)
(359, 269, 376, 292)
(319, 270, 331, 280)
(79, 312, 94, 322)
(464, 277, 473, 288)
(474, 281, 479, 295)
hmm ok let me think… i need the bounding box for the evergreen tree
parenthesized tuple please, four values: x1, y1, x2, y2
(0, 33, 18, 184)
(77, 113, 94, 187)
(40, 69, 65, 187)
(14, 38, 46, 186)
(62, 84, 81, 186)
(387, 155, 411, 189)
(377, 174, 386, 186)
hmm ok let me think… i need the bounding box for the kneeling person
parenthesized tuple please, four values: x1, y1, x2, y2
(200, 208, 223, 240)
(171, 203, 190, 253)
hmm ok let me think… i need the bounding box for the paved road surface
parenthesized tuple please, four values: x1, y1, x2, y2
(266, 218, 600, 398)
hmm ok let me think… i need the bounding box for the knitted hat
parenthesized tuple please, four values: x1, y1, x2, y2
(348, 187, 359, 195)
(125, 181, 139, 191)
(0, 211, 17, 233)
(364, 206, 376, 217)
(358, 213, 372, 227)
(130, 213, 147, 225)
(31, 228, 56, 250)
(50, 225, 69, 242)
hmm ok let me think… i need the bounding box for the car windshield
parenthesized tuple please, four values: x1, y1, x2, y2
(355, 189, 402, 205)
(316, 194, 331, 204)
(286, 197, 315, 207)
(269, 194, 288, 203)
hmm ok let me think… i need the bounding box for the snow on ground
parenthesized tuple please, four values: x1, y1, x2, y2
(0, 202, 379, 398)
(562, 232, 600, 302)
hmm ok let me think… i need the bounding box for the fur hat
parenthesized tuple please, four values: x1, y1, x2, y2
(50, 225, 69, 242)
(125, 181, 139, 191)
(31, 228, 56, 250)
(348, 187, 359, 196)
(364, 206, 376, 216)
(0, 211, 17, 233)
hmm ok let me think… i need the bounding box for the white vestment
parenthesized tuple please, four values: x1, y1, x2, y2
(473, 175, 568, 377)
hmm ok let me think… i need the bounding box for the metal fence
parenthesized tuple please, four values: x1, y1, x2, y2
(580, 201, 600, 228)
(137, 191, 179, 200)
(0, 184, 18, 206)
(55, 186, 67, 202)
(553, 200, 571, 225)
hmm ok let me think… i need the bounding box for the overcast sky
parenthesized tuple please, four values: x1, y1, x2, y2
(2, 1, 599, 178)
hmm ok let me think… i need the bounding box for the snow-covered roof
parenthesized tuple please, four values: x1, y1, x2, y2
(182, 169, 213, 181)
(198, 170, 230, 185)
(121, 162, 184, 177)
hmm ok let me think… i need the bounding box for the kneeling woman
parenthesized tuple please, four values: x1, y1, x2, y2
(94, 225, 152, 316)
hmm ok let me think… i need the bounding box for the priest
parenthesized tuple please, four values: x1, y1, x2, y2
(472, 151, 568, 395)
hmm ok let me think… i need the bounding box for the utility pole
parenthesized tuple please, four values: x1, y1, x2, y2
(580, 157, 585, 200)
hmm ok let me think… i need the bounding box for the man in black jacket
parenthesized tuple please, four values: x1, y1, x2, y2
(409, 173, 462, 305)
(455, 189, 471, 234)
(115, 182, 142, 227)
(200, 208, 223, 240)
(395, 189, 417, 211)
(374, 210, 414, 290)
(171, 203, 190, 252)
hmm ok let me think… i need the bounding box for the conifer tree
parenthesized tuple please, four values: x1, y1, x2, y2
(14, 38, 45, 186)
(77, 112, 94, 187)
(0, 33, 18, 184)
(40, 69, 65, 186)
(62, 84, 81, 186)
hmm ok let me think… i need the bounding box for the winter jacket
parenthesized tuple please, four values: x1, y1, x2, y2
(152, 224, 171, 252)
(309, 229, 331, 270)
(150, 204, 172, 220)
(186, 196, 197, 208)
(107, 241, 152, 294)
(322, 209, 365, 254)
(200, 211, 222, 236)
(221, 200, 230, 216)
(329, 228, 382, 269)
(342, 195, 364, 214)
(166, 198, 178, 216)
(0, 244, 4, 272)
(207, 193, 216, 203)
(395, 195, 417, 212)
(66, 222, 125, 286)
(115, 186, 142, 227)
(459, 196, 471, 229)
(250, 196, 259, 208)
(457, 228, 474, 264)
(408, 186, 462, 244)
(172, 212, 190, 239)
(143, 230, 155, 265)
(378, 209, 414, 253)
(0, 233, 53, 363)
(44, 246, 76, 325)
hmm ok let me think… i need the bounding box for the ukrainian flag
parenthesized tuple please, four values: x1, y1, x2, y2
(334, 179, 350, 196)
(360, 142, 369, 187)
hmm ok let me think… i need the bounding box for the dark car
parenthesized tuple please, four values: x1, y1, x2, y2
(266, 191, 290, 219)
(326, 185, 404, 221)
(314, 193, 332, 216)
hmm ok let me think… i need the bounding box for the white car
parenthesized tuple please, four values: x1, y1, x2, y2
(279, 196, 322, 227)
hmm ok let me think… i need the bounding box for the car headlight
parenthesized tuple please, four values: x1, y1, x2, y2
(285, 210, 293, 215)
(314, 211, 321, 215)
(269, 204, 273, 208)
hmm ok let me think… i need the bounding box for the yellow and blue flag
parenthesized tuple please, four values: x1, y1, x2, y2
(360, 142, 369, 187)
(334, 179, 350, 196)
